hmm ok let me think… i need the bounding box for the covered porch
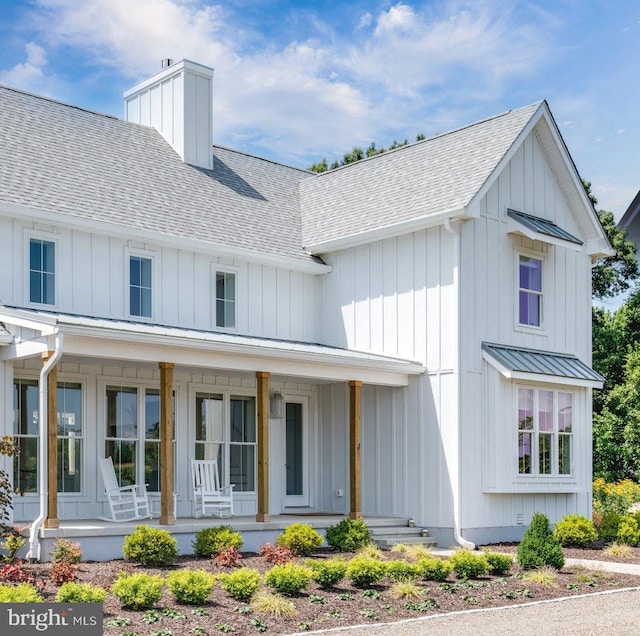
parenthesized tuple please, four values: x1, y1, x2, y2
(0, 306, 424, 561)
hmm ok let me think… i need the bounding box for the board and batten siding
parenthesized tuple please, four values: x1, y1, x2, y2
(457, 129, 595, 540)
(0, 216, 320, 343)
(316, 227, 458, 530)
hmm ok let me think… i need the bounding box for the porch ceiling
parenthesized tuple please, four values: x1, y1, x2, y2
(0, 306, 425, 387)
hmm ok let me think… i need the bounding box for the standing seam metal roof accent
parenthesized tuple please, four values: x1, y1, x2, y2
(482, 342, 603, 382)
(507, 209, 583, 245)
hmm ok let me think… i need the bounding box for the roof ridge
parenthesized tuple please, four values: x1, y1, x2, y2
(213, 143, 310, 175)
(311, 101, 544, 177)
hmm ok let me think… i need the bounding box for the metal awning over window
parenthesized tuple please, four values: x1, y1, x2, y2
(507, 209, 583, 250)
(482, 342, 603, 388)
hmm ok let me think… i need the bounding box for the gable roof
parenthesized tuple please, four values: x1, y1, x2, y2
(0, 85, 323, 271)
(299, 103, 541, 251)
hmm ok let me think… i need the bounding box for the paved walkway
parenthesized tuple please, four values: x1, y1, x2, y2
(299, 557, 640, 636)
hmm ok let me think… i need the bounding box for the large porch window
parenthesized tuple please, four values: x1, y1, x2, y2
(13, 379, 83, 494)
(195, 393, 256, 492)
(105, 386, 175, 492)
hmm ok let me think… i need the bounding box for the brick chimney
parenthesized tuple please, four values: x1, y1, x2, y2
(124, 59, 214, 170)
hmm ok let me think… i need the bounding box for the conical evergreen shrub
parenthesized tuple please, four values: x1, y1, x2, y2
(516, 512, 565, 570)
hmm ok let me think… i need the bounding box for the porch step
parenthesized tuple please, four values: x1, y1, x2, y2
(366, 518, 437, 549)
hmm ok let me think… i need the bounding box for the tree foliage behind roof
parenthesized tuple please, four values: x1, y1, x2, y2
(309, 134, 426, 173)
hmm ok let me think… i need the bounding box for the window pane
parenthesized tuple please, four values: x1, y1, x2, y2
(145, 440, 160, 491)
(215, 272, 236, 328)
(14, 437, 38, 493)
(43, 272, 55, 305)
(30, 239, 42, 271)
(225, 301, 236, 329)
(539, 390, 554, 432)
(130, 256, 140, 285)
(519, 291, 540, 326)
(57, 437, 81, 493)
(196, 394, 223, 442)
(518, 388, 534, 431)
(145, 390, 160, 440)
(231, 397, 255, 443)
(558, 393, 573, 432)
(141, 287, 152, 317)
(518, 432, 532, 474)
(42, 241, 55, 273)
(286, 403, 303, 496)
(226, 273, 236, 301)
(539, 433, 552, 474)
(559, 435, 571, 475)
(105, 439, 137, 487)
(520, 256, 541, 292)
(29, 271, 41, 303)
(230, 444, 255, 492)
(14, 379, 39, 436)
(140, 258, 152, 288)
(106, 387, 137, 438)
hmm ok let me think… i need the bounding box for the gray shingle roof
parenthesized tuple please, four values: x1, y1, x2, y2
(0, 86, 316, 264)
(299, 103, 542, 249)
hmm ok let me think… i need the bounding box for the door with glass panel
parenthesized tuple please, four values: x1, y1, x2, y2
(283, 398, 309, 507)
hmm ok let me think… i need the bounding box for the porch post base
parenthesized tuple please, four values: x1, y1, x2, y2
(159, 516, 176, 526)
(256, 513, 271, 522)
(348, 512, 362, 520)
(44, 519, 59, 529)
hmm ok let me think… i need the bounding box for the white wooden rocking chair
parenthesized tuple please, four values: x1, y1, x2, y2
(99, 456, 151, 522)
(191, 458, 234, 518)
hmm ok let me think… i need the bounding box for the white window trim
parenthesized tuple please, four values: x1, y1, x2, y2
(515, 384, 574, 479)
(125, 248, 158, 321)
(98, 377, 179, 499)
(212, 264, 239, 332)
(515, 248, 545, 333)
(24, 229, 59, 309)
(13, 373, 87, 498)
(189, 383, 257, 496)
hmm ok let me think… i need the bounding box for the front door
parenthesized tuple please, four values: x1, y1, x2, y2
(283, 398, 309, 507)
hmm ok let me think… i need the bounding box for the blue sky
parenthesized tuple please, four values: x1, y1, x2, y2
(0, 0, 638, 216)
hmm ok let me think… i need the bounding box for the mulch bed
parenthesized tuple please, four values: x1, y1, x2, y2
(9, 547, 640, 635)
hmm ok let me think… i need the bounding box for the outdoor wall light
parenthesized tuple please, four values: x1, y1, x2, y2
(270, 391, 284, 419)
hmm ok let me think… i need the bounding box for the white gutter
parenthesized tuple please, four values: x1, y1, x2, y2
(443, 218, 475, 550)
(26, 332, 63, 561)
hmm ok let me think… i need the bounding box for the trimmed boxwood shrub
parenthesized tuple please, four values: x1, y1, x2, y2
(325, 518, 371, 552)
(56, 582, 108, 603)
(305, 558, 347, 589)
(597, 512, 623, 543)
(617, 516, 640, 546)
(220, 567, 261, 601)
(450, 549, 489, 580)
(264, 562, 312, 596)
(167, 569, 217, 604)
(417, 557, 452, 582)
(346, 555, 386, 588)
(276, 523, 323, 556)
(123, 525, 178, 566)
(553, 514, 598, 548)
(385, 560, 421, 581)
(112, 572, 164, 610)
(0, 582, 42, 602)
(193, 525, 243, 558)
(517, 512, 565, 570)
(483, 551, 513, 576)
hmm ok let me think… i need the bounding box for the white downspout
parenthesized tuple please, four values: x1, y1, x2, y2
(26, 332, 63, 561)
(444, 218, 475, 550)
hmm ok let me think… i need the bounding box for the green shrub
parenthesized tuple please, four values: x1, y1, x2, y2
(220, 567, 261, 601)
(483, 552, 513, 576)
(276, 523, 323, 556)
(0, 582, 42, 602)
(325, 518, 371, 552)
(111, 572, 164, 610)
(597, 512, 623, 543)
(264, 562, 312, 596)
(385, 560, 421, 581)
(167, 569, 217, 605)
(416, 557, 452, 581)
(517, 513, 565, 570)
(616, 516, 640, 546)
(305, 558, 347, 589)
(122, 525, 178, 566)
(56, 582, 108, 603)
(593, 478, 640, 515)
(553, 514, 598, 548)
(450, 550, 489, 580)
(345, 555, 386, 588)
(192, 525, 243, 558)
(51, 538, 83, 564)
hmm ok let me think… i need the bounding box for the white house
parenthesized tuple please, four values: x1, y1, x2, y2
(0, 60, 611, 559)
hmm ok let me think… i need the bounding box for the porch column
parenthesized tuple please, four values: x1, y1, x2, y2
(256, 371, 270, 522)
(44, 352, 59, 529)
(349, 380, 362, 520)
(159, 362, 175, 525)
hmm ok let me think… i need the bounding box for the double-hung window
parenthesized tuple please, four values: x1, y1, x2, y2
(518, 387, 573, 476)
(130, 255, 152, 318)
(518, 255, 542, 327)
(29, 238, 55, 305)
(215, 271, 236, 329)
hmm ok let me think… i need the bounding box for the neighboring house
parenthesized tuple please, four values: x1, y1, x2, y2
(0, 60, 611, 556)
(618, 189, 640, 253)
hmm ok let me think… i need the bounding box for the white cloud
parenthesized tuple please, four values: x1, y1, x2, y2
(374, 3, 416, 36)
(358, 12, 373, 30)
(0, 42, 48, 90)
